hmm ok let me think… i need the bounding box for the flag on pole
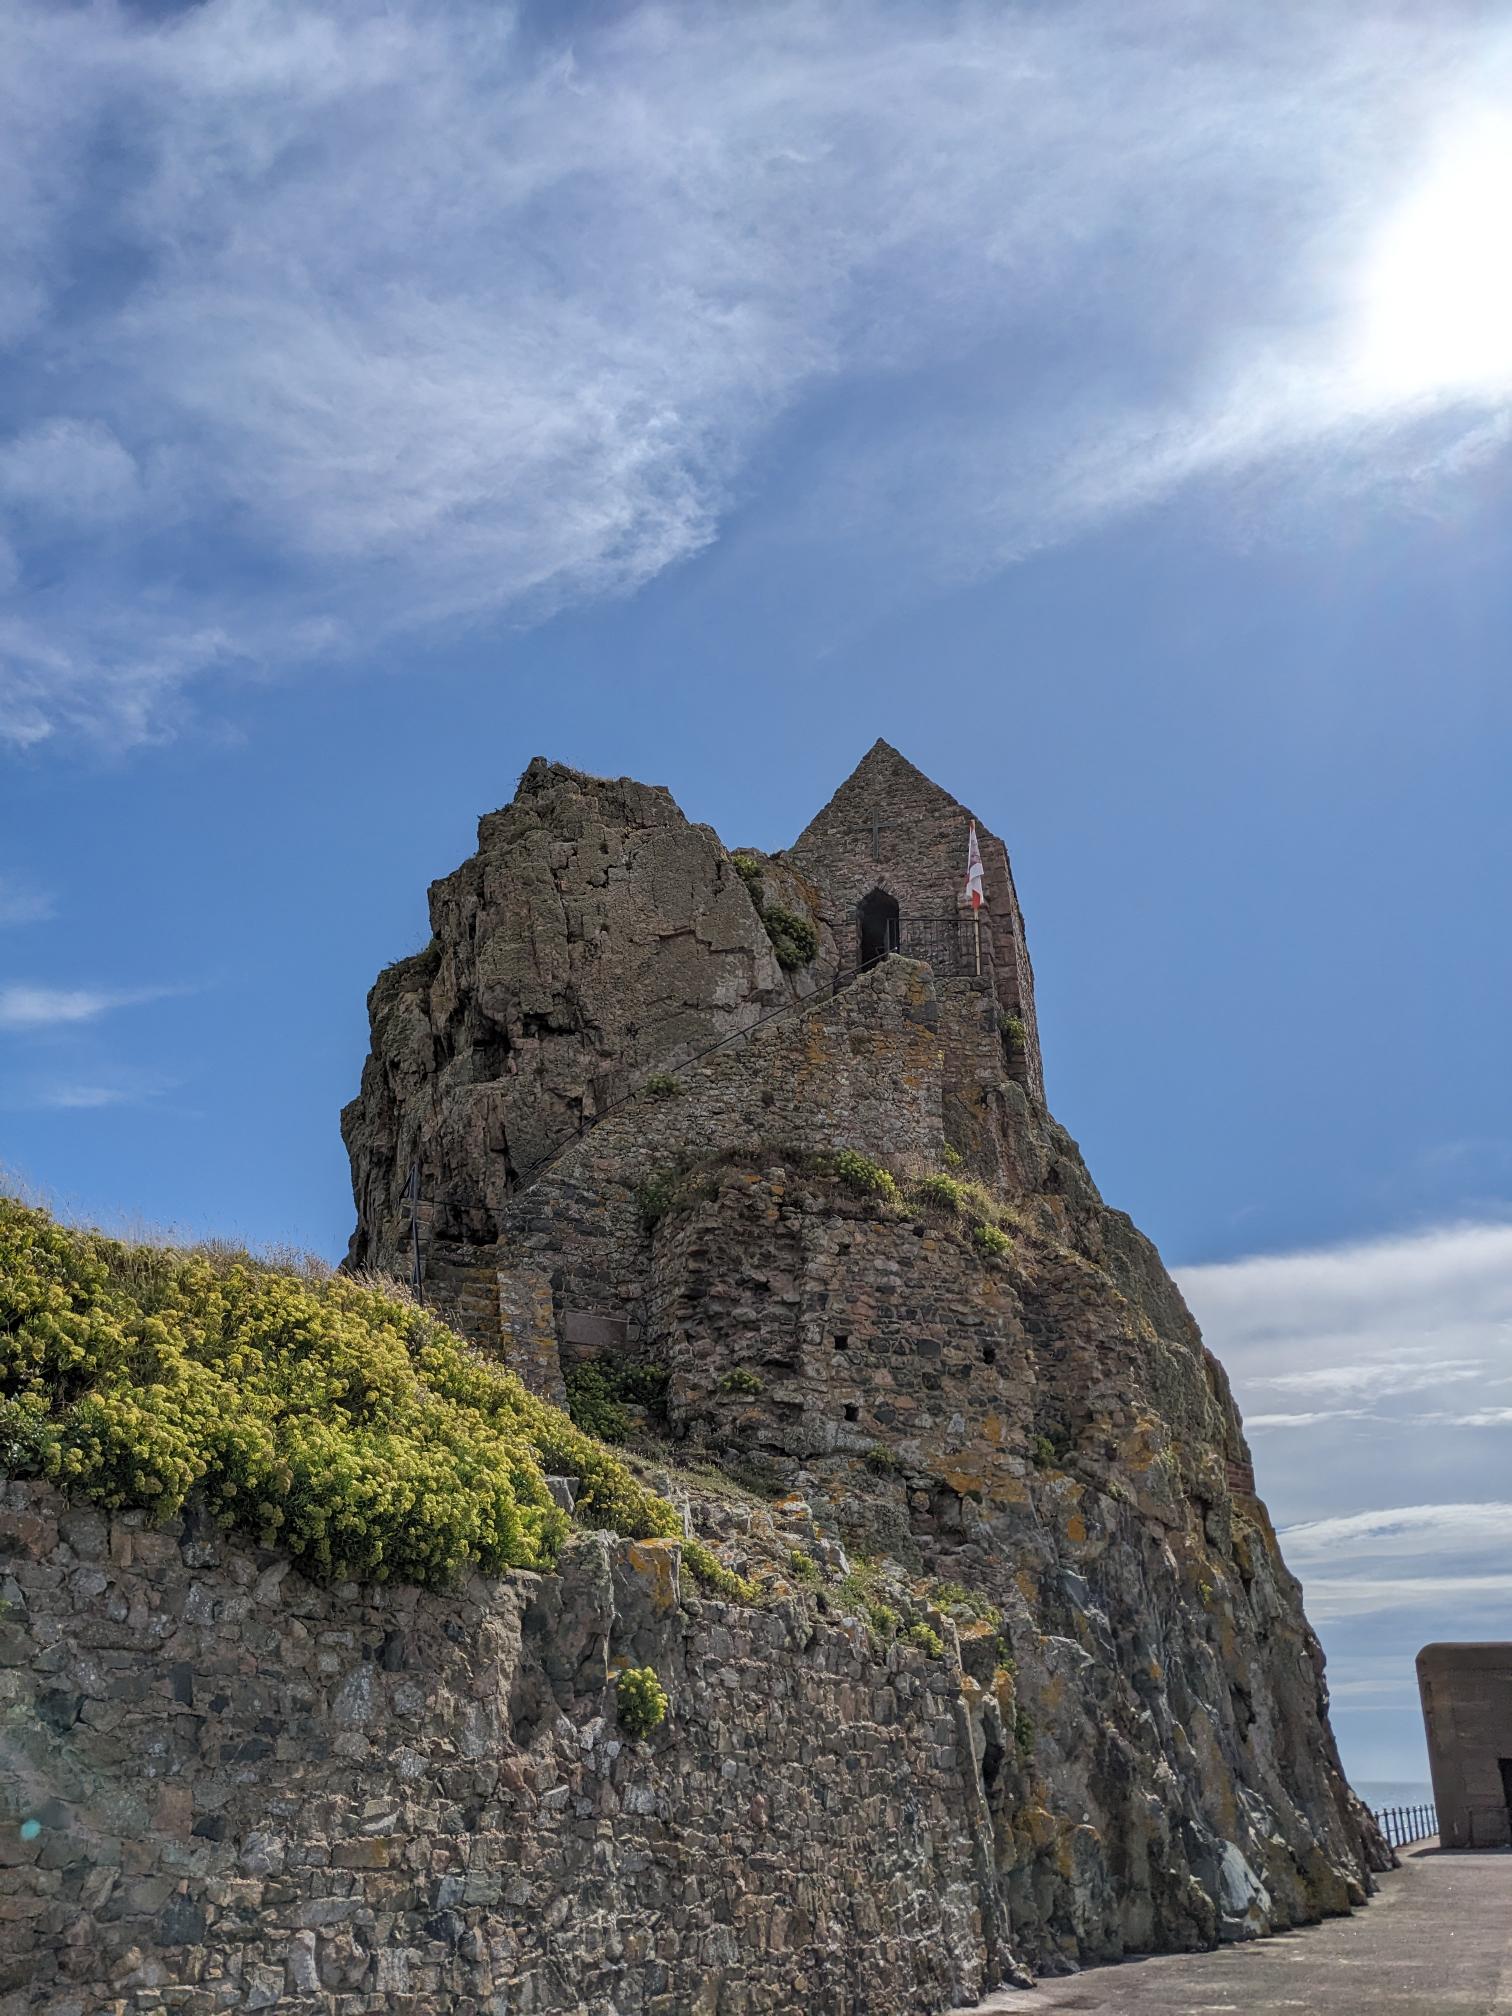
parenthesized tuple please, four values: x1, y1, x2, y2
(964, 821, 985, 910)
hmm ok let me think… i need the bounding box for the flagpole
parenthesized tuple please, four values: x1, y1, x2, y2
(973, 909, 980, 975)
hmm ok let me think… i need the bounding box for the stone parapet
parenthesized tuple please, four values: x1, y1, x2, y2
(0, 1478, 997, 2016)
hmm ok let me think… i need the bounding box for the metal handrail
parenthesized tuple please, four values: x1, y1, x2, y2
(1373, 1802, 1437, 1849)
(878, 914, 997, 979)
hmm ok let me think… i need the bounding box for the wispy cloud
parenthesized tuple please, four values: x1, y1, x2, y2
(1254, 1357, 1484, 1400)
(12, 1074, 176, 1112)
(1246, 1409, 1375, 1430)
(1181, 1221, 1512, 1774)
(0, 983, 178, 1031)
(0, 874, 54, 926)
(1, 0, 1510, 745)
(37, 1083, 141, 1111)
(1279, 1501, 1512, 1562)
(1300, 1574, 1512, 1623)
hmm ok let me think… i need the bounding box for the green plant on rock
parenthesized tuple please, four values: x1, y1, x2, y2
(905, 1621, 946, 1659)
(564, 1362, 631, 1443)
(618, 1362, 670, 1411)
(863, 1443, 902, 1476)
(565, 1360, 669, 1443)
(930, 1580, 1002, 1628)
(615, 1665, 669, 1740)
(973, 1222, 1012, 1260)
(635, 1168, 683, 1231)
(999, 1013, 1026, 1047)
(682, 1536, 757, 1604)
(1031, 1433, 1059, 1471)
(1013, 1707, 1035, 1760)
(914, 1172, 965, 1214)
(787, 1548, 821, 1585)
(762, 904, 819, 971)
(641, 1072, 682, 1101)
(940, 1144, 963, 1170)
(732, 853, 766, 907)
(0, 1197, 755, 1599)
(831, 1150, 901, 1205)
(717, 1367, 764, 1397)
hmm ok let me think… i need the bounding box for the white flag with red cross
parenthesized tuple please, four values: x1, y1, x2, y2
(964, 822, 985, 911)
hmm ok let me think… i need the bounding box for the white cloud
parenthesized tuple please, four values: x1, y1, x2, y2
(1254, 1357, 1484, 1400)
(0, 983, 177, 1031)
(0, 874, 54, 926)
(0, 0, 1510, 743)
(1181, 1221, 1512, 1777)
(42, 1083, 134, 1110)
(1246, 1409, 1374, 1430)
(1278, 1501, 1512, 1564)
(0, 1063, 182, 1112)
(0, 419, 140, 524)
(1300, 1574, 1512, 1623)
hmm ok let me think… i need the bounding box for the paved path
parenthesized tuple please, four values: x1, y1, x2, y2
(959, 1845, 1512, 2014)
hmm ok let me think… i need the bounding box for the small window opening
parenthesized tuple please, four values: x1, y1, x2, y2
(982, 1342, 997, 1367)
(844, 1403, 860, 1423)
(833, 1333, 849, 1351)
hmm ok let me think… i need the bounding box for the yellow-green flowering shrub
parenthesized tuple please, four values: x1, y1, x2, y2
(615, 1664, 669, 1740)
(831, 1151, 901, 1204)
(0, 1198, 743, 1596)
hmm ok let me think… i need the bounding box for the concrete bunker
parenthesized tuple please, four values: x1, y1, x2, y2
(1418, 1641, 1512, 1847)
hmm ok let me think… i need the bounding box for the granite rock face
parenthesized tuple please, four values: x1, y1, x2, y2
(343, 758, 812, 1275)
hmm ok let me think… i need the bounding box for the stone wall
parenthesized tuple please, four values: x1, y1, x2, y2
(786, 741, 1043, 1103)
(0, 1479, 1000, 2016)
(343, 744, 1046, 1285)
(489, 956, 949, 1356)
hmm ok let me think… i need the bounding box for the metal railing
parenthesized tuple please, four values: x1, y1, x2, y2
(1374, 1802, 1437, 1849)
(867, 915, 996, 979)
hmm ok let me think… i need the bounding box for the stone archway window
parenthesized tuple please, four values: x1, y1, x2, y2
(858, 888, 900, 966)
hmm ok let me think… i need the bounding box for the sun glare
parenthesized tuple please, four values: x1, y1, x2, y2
(1354, 112, 1512, 405)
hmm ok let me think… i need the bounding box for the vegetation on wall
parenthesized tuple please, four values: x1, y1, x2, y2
(761, 904, 818, 971)
(728, 851, 818, 969)
(0, 1199, 749, 1599)
(831, 1150, 902, 1204)
(563, 1359, 669, 1443)
(615, 1665, 670, 1740)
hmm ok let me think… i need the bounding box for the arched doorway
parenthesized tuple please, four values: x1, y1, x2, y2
(858, 888, 900, 966)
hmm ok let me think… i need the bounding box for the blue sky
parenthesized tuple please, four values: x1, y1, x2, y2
(4, 0, 1512, 1786)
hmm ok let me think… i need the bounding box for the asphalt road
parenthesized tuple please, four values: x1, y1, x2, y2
(959, 1844, 1512, 2015)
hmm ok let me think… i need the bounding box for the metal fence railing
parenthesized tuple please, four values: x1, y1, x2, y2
(870, 915, 997, 979)
(1374, 1803, 1437, 1849)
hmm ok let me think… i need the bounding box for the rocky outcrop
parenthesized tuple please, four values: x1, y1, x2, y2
(342, 760, 832, 1279)
(325, 744, 1385, 2002)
